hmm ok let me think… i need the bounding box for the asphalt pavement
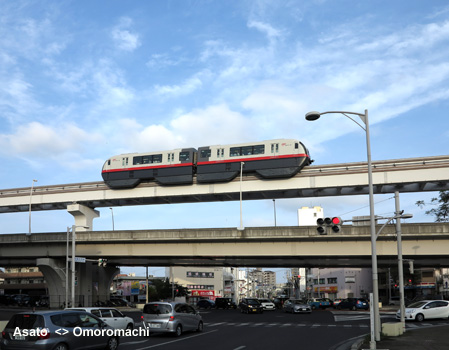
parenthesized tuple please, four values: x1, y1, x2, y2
(350, 324, 449, 350)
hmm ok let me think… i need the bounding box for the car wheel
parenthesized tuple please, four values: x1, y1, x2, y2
(311, 305, 316, 310)
(105, 337, 119, 350)
(415, 313, 424, 322)
(337, 305, 341, 310)
(175, 324, 182, 337)
(53, 344, 68, 350)
(197, 321, 203, 332)
(351, 306, 356, 311)
(126, 323, 133, 330)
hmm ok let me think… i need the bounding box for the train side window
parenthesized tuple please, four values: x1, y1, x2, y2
(153, 154, 162, 163)
(295, 143, 299, 149)
(107, 160, 111, 166)
(253, 145, 264, 154)
(122, 157, 129, 167)
(142, 156, 152, 164)
(242, 146, 252, 155)
(179, 151, 190, 161)
(230, 147, 241, 157)
(133, 156, 143, 165)
(201, 149, 211, 158)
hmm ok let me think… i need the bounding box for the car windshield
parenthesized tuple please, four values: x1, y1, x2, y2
(407, 301, 428, 309)
(143, 303, 172, 314)
(247, 299, 260, 305)
(293, 300, 305, 304)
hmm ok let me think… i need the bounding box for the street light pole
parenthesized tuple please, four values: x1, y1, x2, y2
(273, 199, 277, 226)
(110, 208, 115, 231)
(70, 224, 89, 308)
(395, 191, 406, 332)
(28, 179, 38, 235)
(306, 109, 380, 347)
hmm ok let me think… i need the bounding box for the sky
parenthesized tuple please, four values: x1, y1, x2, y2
(1, 0, 449, 282)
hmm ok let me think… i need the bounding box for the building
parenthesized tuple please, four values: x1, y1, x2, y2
(0, 267, 47, 296)
(167, 266, 231, 305)
(308, 267, 372, 300)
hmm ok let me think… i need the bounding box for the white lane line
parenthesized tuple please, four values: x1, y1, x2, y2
(134, 330, 218, 349)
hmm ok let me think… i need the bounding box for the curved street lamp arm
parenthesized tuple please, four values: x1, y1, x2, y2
(319, 110, 367, 131)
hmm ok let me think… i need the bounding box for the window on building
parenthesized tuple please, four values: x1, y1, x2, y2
(327, 278, 337, 284)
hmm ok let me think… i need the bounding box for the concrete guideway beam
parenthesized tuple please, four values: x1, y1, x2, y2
(67, 203, 99, 231)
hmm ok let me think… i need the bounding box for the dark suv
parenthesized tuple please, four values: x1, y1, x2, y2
(215, 298, 237, 309)
(0, 310, 119, 350)
(239, 298, 264, 314)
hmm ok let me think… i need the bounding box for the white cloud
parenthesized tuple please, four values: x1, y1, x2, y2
(0, 122, 103, 159)
(111, 17, 141, 52)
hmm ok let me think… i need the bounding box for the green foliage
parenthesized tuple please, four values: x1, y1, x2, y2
(148, 278, 190, 301)
(416, 190, 449, 222)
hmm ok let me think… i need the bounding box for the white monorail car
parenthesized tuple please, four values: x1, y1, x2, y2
(102, 139, 311, 189)
(102, 148, 197, 189)
(196, 139, 311, 183)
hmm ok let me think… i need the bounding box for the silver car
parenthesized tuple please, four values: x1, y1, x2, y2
(283, 299, 312, 314)
(142, 302, 203, 337)
(68, 308, 134, 330)
(0, 310, 119, 350)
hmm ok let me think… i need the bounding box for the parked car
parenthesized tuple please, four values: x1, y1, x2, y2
(0, 310, 119, 350)
(336, 298, 369, 310)
(333, 298, 343, 307)
(283, 299, 312, 314)
(396, 300, 449, 322)
(239, 298, 264, 314)
(142, 302, 203, 336)
(196, 299, 215, 309)
(307, 298, 331, 310)
(68, 307, 134, 330)
(258, 298, 276, 311)
(214, 297, 237, 309)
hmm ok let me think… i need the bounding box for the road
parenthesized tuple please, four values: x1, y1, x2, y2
(2, 307, 447, 350)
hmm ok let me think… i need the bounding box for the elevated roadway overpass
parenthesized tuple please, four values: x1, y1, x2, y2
(1, 223, 448, 268)
(1, 223, 448, 307)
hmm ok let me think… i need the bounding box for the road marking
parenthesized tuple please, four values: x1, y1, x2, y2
(234, 347, 246, 350)
(134, 330, 218, 349)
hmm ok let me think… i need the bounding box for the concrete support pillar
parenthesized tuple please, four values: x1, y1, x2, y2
(97, 266, 120, 303)
(67, 204, 99, 231)
(78, 261, 93, 307)
(36, 258, 67, 309)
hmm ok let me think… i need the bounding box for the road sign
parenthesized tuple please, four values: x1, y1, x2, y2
(74, 257, 86, 263)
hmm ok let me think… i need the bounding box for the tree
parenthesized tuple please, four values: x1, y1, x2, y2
(416, 190, 449, 222)
(148, 278, 190, 301)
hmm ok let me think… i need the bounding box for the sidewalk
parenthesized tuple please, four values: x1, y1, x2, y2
(353, 324, 449, 350)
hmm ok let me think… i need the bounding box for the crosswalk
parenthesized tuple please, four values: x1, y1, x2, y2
(203, 319, 449, 330)
(205, 321, 370, 329)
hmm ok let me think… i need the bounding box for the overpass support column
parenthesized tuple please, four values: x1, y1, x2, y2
(36, 258, 67, 309)
(95, 266, 120, 303)
(67, 204, 99, 231)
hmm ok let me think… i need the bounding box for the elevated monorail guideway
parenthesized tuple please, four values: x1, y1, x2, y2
(1, 155, 448, 215)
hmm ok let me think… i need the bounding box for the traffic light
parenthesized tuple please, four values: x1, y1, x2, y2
(408, 260, 414, 274)
(331, 217, 342, 233)
(316, 218, 326, 235)
(316, 217, 343, 234)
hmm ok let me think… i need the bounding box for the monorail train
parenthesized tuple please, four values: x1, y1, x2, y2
(101, 139, 312, 189)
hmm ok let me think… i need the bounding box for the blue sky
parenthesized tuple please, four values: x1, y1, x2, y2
(1, 0, 449, 280)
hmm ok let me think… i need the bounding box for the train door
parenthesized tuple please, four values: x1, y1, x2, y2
(122, 157, 129, 167)
(168, 152, 175, 164)
(270, 143, 279, 156)
(217, 148, 224, 159)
